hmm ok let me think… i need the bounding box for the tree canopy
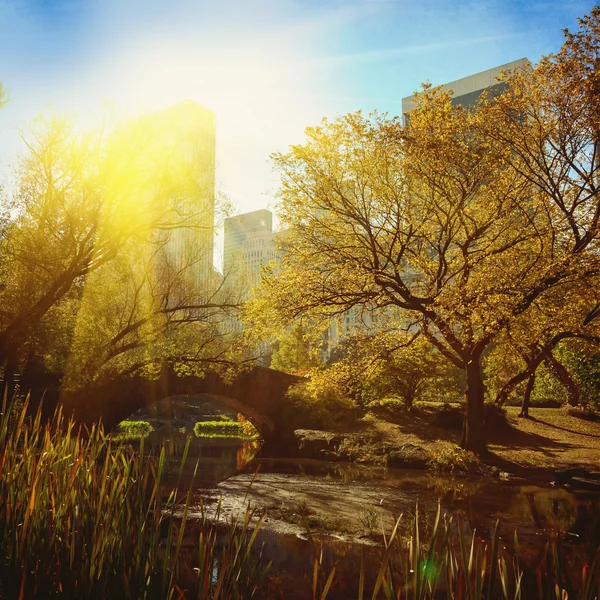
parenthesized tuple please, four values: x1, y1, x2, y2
(0, 107, 247, 391)
(250, 7, 600, 453)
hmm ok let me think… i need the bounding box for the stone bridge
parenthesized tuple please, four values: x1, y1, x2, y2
(49, 367, 304, 452)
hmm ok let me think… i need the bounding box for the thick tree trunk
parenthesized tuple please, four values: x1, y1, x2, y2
(461, 357, 488, 455)
(519, 373, 535, 418)
(546, 354, 579, 407)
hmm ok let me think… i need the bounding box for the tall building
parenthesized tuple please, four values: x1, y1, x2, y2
(223, 209, 274, 288)
(134, 101, 217, 297)
(222, 210, 275, 362)
(402, 58, 528, 124)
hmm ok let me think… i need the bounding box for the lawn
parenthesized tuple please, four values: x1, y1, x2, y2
(349, 402, 600, 475)
(489, 407, 600, 471)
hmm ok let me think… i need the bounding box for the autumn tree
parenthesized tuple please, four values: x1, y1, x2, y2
(487, 277, 600, 416)
(0, 106, 244, 390)
(252, 8, 600, 453)
(326, 331, 463, 410)
(269, 323, 323, 375)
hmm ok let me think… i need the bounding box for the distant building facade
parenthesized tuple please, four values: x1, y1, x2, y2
(223, 209, 274, 288)
(221, 210, 275, 354)
(401, 58, 528, 125)
(137, 101, 217, 298)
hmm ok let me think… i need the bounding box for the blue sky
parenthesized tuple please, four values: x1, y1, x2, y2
(0, 0, 597, 218)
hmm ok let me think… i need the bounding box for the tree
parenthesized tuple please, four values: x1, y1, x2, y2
(57, 243, 245, 389)
(488, 278, 600, 416)
(0, 107, 245, 390)
(371, 337, 463, 410)
(252, 8, 600, 453)
(325, 331, 462, 410)
(269, 323, 323, 375)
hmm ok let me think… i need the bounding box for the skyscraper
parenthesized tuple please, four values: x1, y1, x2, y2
(402, 58, 528, 124)
(131, 100, 217, 297)
(223, 209, 274, 288)
(157, 101, 216, 293)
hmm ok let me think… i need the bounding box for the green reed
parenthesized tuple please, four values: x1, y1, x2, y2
(0, 393, 269, 599)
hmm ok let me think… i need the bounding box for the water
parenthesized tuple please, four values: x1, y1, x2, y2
(117, 399, 600, 599)
(206, 461, 600, 598)
(117, 395, 263, 486)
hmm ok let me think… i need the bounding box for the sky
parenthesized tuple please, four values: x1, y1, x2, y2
(0, 0, 597, 223)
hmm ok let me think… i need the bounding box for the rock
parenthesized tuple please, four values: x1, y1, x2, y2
(471, 464, 500, 478)
(569, 477, 600, 491)
(387, 444, 431, 470)
(293, 429, 346, 460)
(554, 468, 591, 484)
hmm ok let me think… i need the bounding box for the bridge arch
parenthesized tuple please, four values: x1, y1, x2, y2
(57, 366, 302, 451)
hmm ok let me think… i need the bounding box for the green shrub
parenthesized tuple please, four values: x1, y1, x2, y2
(114, 419, 153, 438)
(366, 397, 407, 416)
(194, 420, 257, 438)
(286, 371, 361, 429)
(426, 442, 479, 473)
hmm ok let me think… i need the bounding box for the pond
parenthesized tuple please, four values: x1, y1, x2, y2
(116, 395, 263, 487)
(116, 397, 600, 599)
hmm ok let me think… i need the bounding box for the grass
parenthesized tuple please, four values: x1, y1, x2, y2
(114, 419, 154, 439)
(493, 407, 600, 470)
(0, 393, 270, 599)
(194, 420, 258, 439)
(353, 402, 600, 474)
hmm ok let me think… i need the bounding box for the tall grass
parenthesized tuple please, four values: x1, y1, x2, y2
(310, 505, 600, 599)
(2, 392, 599, 599)
(0, 393, 269, 599)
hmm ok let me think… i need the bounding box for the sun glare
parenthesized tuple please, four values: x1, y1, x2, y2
(82, 39, 320, 214)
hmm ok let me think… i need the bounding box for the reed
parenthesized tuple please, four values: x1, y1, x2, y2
(0, 393, 269, 599)
(311, 505, 600, 599)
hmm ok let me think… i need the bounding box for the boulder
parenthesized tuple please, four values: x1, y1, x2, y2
(387, 444, 431, 470)
(293, 429, 346, 460)
(431, 405, 464, 430)
(554, 467, 591, 485)
(569, 477, 600, 492)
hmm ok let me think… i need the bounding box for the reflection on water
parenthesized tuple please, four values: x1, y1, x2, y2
(249, 458, 600, 545)
(215, 459, 600, 599)
(115, 395, 262, 487)
(114, 401, 600, 599)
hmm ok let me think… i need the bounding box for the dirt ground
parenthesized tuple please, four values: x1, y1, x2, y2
(490, 407, 600, 470)
(345, 404, 600, 474)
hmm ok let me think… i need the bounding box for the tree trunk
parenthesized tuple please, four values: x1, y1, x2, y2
(461, 357, 487, 455)
(546, 353, 579, 406)
(519, 373, 535, 418)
